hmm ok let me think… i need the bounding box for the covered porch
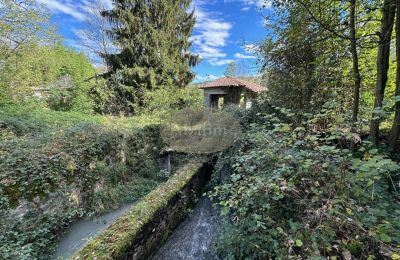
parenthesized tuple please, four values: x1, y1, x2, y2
(199, 76, 265, 110)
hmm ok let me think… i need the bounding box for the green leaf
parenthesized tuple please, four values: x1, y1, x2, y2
(231, 174, 241, 182)
(295, 239, 303, 247)
(379, 233, 392, 243)
(369, 149, 378, 155)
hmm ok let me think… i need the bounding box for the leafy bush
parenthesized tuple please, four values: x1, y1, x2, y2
(0, 104, 158, 138)
(210, 103, 400, 259)
(0, 43, 97, 113)
(141, 85, 203, 116)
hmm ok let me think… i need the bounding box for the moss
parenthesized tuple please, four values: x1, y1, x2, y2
(72, 161, 204, 260)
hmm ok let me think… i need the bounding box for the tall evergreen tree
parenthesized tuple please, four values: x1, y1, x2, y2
(101, 0, 199, 113)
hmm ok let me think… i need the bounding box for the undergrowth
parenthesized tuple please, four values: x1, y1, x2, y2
(209, 102, 400, 259)
(0, 106, 164, 259)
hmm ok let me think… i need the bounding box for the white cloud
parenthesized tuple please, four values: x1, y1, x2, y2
(245, 0, 271, 8)
(195, 45, 226, 59)
(193, 7, 232, 48)
(209, 59, 235, 66)
(38, 0, 86, 21)
(225, 0, 272, 9)
(39, 0, 116, 66)
(234, 53, 256, 59)
(38, 0, 113, 21)
(190, 2, 233, 66)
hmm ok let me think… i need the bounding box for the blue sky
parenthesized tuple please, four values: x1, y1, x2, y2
(39, 0, 272, 82)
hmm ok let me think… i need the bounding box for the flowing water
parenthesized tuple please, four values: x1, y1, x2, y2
(52, 203, 134, 260)
(152, 197, 219, 260)
(52, 197, 219, 260)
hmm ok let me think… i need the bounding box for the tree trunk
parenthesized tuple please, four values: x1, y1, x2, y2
(389, 1, 400, 152)
(370, 0, 396, 146)
(350, 0, 362, 124)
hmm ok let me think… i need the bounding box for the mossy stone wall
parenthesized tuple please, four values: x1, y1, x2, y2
(72, 161, 212, 260)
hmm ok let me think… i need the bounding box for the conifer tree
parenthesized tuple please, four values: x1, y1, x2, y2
(101, 0, 199, 113)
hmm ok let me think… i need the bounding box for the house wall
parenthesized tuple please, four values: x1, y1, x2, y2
(243, 90, 257, 109)
(224, 87, 242, 105)
(203, 88, 227, 108)
(203, 87, 256, 109)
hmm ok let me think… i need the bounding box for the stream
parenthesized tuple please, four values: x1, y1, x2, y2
(52, 203, 135, 260)
(152, 197, 219, 260)
(53, 197, 219, 260)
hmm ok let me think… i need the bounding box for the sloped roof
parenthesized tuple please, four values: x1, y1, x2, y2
(198, 76, 266, 93)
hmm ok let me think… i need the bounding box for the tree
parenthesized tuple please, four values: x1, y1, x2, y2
(370, 0, 396, 146)
(0, 41, 96, 112)
(389, 1, 400, 152)
(75, 0, 115, 71)
(224, 62, 238, 77)
(259, 3, 347, 112)
(0, 0, 58, 103)
(349, 0, 362, 123)
(101, 0, 199, 114)
(0, 0, 52, 60)
(290, 0, 381, 123)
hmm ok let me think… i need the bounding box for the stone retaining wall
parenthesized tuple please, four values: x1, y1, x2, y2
(72, 161, 212, 260)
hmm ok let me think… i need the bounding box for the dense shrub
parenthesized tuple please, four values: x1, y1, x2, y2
(141, 85, 203, 116)
(210, 103, 400, 259)
(1, 43, 97, 113)
(0, 109, 164, 259)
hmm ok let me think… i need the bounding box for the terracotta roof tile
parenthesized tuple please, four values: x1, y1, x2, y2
(198, 76, 266, 93)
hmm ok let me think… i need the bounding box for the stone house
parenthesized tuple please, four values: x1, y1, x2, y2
(198, 76, 266, 109)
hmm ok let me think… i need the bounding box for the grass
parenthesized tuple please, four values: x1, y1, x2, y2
(0, 104, 161, 136)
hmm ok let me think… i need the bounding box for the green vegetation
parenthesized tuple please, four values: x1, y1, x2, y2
(100, 0, 199, 114)
(209, 103, 400, 259)
(0, 81, 200, 259)
(1, 43, 97, 112)
(0, 0, 97, 113)
(0, 0, 51, 62)
(0, 2, 202, 252)
(259, 0, 400, 150)
(73, 161, 204, 260)
(141, 85, 203, 117)
(0, 105, 166, 259)
(1, 0, 400, 259)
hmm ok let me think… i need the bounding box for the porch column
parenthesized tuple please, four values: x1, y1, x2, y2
(204, 93, 211, 108)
